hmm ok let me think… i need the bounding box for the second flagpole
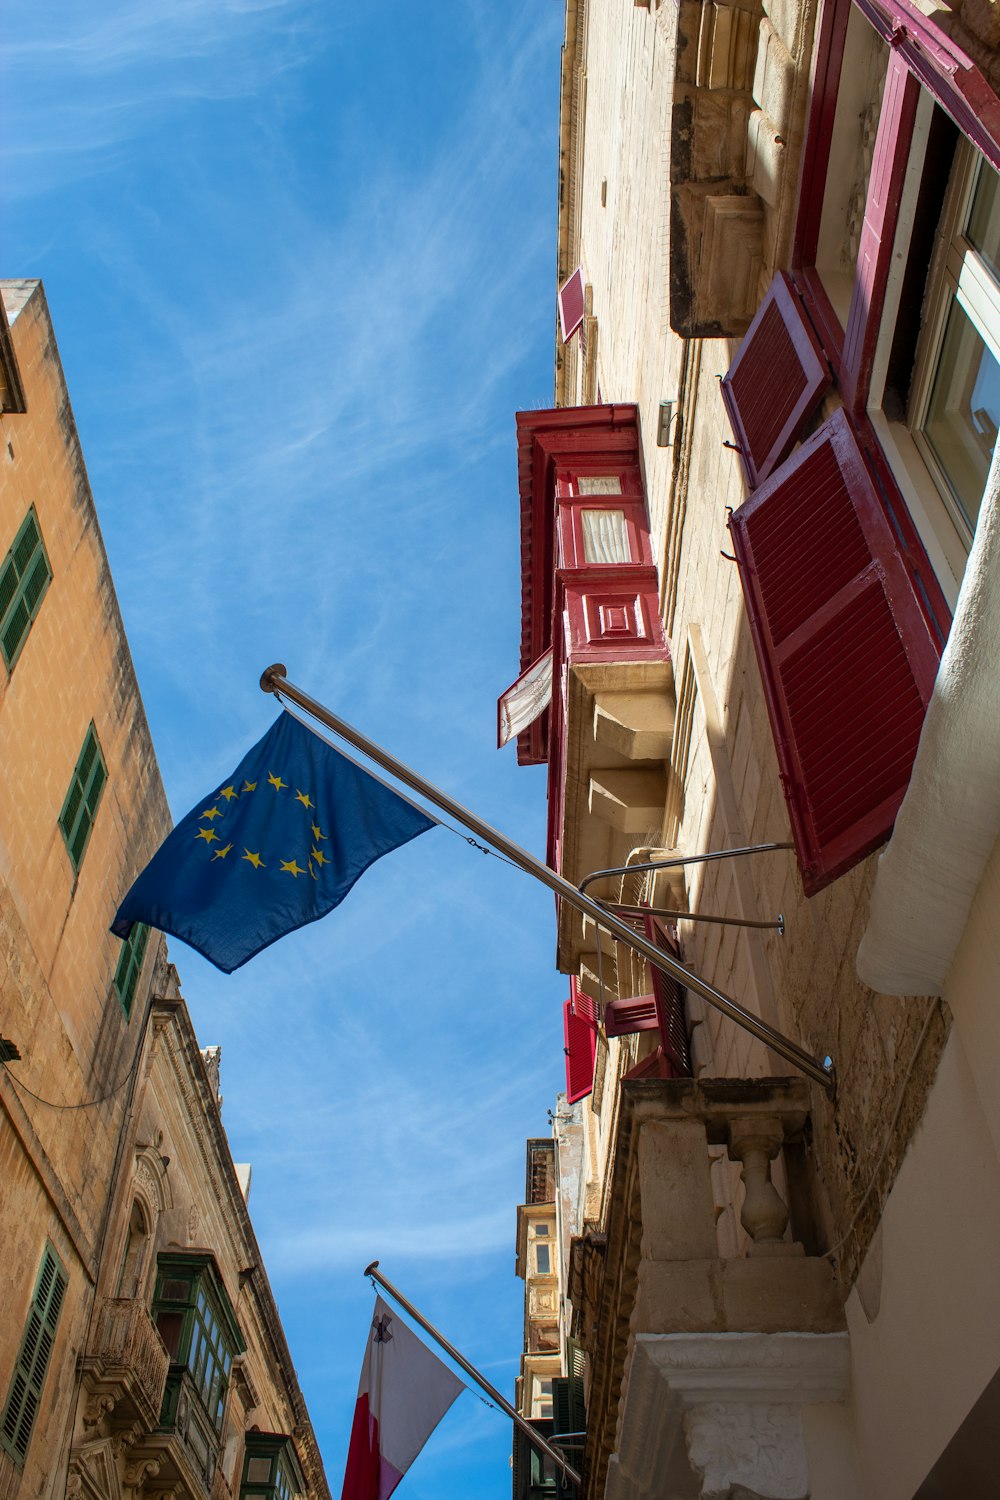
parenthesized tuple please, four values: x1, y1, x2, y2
(260, 664, 835, 1094)
(363, 1261, 583, 1487)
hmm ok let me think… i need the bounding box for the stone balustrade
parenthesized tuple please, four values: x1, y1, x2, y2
(574, 1077, 847, 1499)
(82, 1295, 170, 1434)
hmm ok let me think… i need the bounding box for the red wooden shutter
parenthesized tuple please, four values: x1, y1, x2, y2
(841, 53, 919, 410)
(643, 918, 692, 1076)
(729, 408, 941, 895)
(563, 982, 598, 1103)
(720, 272, 830, 488)
(603, 993, 659, 1037)
(558, 268, 585, 344)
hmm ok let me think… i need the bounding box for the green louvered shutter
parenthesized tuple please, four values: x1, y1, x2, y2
(113, 922, 150, 1019)
(1, 1245, 68, 1464)
(551, 1378, 574, 1436)
(59, 725, 108, 873)
(552, 1341, 586, 1437)
(0, 509, 52, 670)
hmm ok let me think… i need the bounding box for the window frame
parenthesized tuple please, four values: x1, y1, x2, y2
(59, 723, 108, 874)
(0, 507, 52, 673)
(151, 1253, 245, 1437)
(240, 1434, 304, 1500)
(788, 0, 992, 615)
(907, 143, 1000, 545)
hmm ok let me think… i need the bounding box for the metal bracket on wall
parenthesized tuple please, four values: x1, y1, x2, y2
(579, 841, 793, 933)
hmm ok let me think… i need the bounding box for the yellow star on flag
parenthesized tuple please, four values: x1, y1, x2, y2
(308, 860, 318, 880)
(242, 849, 265, 869)
(311, 847, 329, 866)
(311, 824, 327, 842)
(196, 827, 219, 844)
(242, 780, 257, 793)
(219, 785, 239, 801)
(212, 843, 233, 860)
(295, 790, 314, 810)
(280, 859, 305, 878)
(267, 772, 287, 792)
(201, 805, 222, 821)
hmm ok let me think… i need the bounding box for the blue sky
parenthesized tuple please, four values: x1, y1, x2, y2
(4, 4, 567, 1494)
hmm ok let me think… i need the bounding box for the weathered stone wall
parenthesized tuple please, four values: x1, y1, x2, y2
(0, 281, 173, 1488)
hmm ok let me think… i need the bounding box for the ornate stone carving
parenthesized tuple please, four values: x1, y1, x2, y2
(82, 1391, 117, 1431)
(684, 1401, 808, 1498)
(123, 1456, 161, 1487)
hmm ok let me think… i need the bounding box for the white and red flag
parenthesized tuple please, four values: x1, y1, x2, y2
(341, 1296, 464, 1500)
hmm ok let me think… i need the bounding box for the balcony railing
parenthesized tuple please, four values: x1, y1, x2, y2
(85, 1295, 170, 1431)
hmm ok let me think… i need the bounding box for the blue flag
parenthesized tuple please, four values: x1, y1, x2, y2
(112, 712, 437, 973)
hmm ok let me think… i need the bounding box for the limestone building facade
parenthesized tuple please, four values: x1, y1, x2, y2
(503, 2, 1000, 1494)
(0, 281, 329, 1500)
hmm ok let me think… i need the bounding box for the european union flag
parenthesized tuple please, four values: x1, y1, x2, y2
(112, 712, 437, 973)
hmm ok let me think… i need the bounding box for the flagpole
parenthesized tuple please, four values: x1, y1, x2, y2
(363, 1260, 583, 1488)
(260, 664, 835, 1096)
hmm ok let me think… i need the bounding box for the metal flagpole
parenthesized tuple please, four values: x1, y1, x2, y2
(363, 1260, 583, 1488)
(260, 664, 835, 1096)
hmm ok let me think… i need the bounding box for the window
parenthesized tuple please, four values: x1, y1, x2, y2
(0, 508, 52, 671)
(535, 1377, 553, 1418)
(116, 1201, 150, 1300)
(241, 1434, 304, 1500)
(721, 0, 1000, 893)
(531, 1222, 552, 1239)
(535, 1244, 551, 1275)
(59, 724, 107, 873)
(1, 1244, 67, 1466)
(113, 922, 150, 1020)
(910, 148, 1000, 542)
(576, 475, 623, 495)
(152, 1254, 244, 1436)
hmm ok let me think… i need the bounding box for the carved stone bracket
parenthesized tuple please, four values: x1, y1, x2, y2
(607, 1332, 852, 1500)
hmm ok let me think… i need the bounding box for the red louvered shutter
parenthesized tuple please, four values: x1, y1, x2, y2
(563, 982, 598, 1103)
(729, 408, 941, 895)
(603, 993, 659, 1037)
(841, 54, 919, 410)
(558, 268, 585, 344)
(720, 272, 830, 488)
(643, 918, 691, 1076)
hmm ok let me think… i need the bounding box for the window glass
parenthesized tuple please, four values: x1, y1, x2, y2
(535, 1244, 551, 1274)
(923, 298, 1000, 531)
(531, 1221, 552, 1238)
(581, 509, 629, 563)
(576, 474, 622, 494)
(909, 148, 1000, 545)
(966, 162, 1000, 280)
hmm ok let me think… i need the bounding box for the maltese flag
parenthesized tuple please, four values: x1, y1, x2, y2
(341, 1297, 464, 1500)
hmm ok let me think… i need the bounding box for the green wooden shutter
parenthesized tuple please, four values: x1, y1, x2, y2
(0, 509, 52, 670)
(1, 1245, 68, 1465)
(59, 725, 108, 872)
(113, 922, 150, 1019)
